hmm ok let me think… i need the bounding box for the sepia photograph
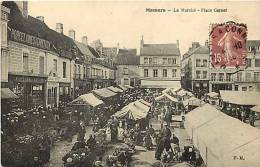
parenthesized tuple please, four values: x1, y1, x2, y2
(1, 1, 260, 167)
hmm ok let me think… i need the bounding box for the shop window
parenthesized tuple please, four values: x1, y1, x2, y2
(23, 53, 29, 72)
(163, 69, 167, 77)
(63, 62, 66, 78)
(144, 69, 148, 77)
(153, 69, 158, 77)
(172, 69, 177, 78)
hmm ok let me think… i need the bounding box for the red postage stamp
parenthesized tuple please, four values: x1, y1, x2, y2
(210, 21, 247, 68)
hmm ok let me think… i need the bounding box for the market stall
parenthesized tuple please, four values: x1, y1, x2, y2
(107, 86, 124, 93)
(185, 104, 260, 167)
(182, 97, 204, 112)
(206, 92, 219, 105)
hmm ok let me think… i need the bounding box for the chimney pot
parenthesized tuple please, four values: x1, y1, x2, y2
(81, 36, 88, 45)
(68, 29, 75, 41)
(176, 40, 179, 49)
(205, 40, 209, 47)
(56, 23, 63, 34)
(36, 16, 44, 22)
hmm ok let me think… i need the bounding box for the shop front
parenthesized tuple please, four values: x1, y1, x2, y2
(47, 80, 59, 108)
(192, 80, 209, 98)
(59, 82, 71, 105)
(8, 73, 47, 109)
(74, 79, 91, 98)
(211, 83, 233, 93)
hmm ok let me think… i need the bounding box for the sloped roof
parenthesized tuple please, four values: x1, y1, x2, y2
(74, 41, 96, 58)
(247, 40, 260, 47)
(115, 54, 140, 65)
(88, 45, 100, 58)
(118, 48, 137, 55)
(183, 46, 209, 60)
(141, 43, 180, 56)
(3, 1, 80, 59)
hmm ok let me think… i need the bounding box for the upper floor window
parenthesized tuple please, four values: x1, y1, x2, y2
(196, 70, 201, 79)
(123, 67, 128, 75)
(39, 56, 44, 75)
(211, 73, 216, 81)
(255, 59, 260, 67)
(246, 58, 252, 67)
(149, 58, 152, 64)
(254, 72, 260, 81)
(23, 53, 29, 72)
(219, 73, 224, 81)
(163, 69, 167, 77)
(172, 69, 177, 78)
(144, 57, 148, 64)
(226, 73, 232, 81)
(172, 58, 176, 65)
(163, 58, 167, 64)
(153, 69, 158, 77)
(144, 69, 149, 77)
(53, 59, 57, 74)
(1, 23, 7, 44)
(63, 62, 66, 78)
(202, 59, 207, 67)
(237, 72, 242, 82)
(246, 72, 251, 81)
(83, 66, 86, 78)
(153, 57, 158, 64)
(202, 71, 207, 79)
(196, 59, 201, 67)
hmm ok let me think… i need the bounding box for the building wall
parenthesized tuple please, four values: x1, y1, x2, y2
(116, 65, 140, 85)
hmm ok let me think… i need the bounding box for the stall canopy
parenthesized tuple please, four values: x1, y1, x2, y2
(92, 88, 117, 99)
(185, 104, 260, 167)
(177, 89, 193, 97)
(69, 93, 103, 107)
(113, 99, 150, 120)
(107, 86, 123, 93)
(139, 99, 152, 106)
(251, 105, 260, 113)
(118, 85, 128, 91)
(182, 97, 203, 107)
(1, 88, 18, 99)
(124, 85, 134, 89)
(155, 93, 178, 102)
(162, 86, 182, 94)
(207, 92, 219, 98)
(220, 90, 260, 105)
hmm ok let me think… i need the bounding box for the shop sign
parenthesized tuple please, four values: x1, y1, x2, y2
(10, 75, 47, 83)
(9, 28, 51, 50)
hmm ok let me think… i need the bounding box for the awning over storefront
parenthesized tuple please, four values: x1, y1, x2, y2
(113, 99, 150, 121)
(92, 88, 117, 99)
(124, 85, 134, 89)
(155, 93, 178, 102)
(141, 80, 181, 89)
(107, 86, 123, 93)
(69, 93, 103, 107)
(220, 90, 260, 105)
(251, 105, 260, 113)
(1, 88, 18, 99)
(185, 104, 260, 167)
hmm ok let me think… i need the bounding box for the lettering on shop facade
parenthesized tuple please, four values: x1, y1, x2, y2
(10, 75, 47, 83)
(9, 28, 51, 50)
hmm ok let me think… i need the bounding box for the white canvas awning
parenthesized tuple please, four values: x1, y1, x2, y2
(69, 93, 103, 107)
(141, 80, 181, 89)
(107, 86, 123, 93)
(183, 97, 203, 107)
(118, 85, 128, 91)
(124, 85, 134, 89)
(251, 105, 260, 113)
(92, 88, 117, 99)
(139, 99, 152, 106)
(220, 90, 260, 105)
(207, 92, 219, 98)
(155, 93, 178, 102)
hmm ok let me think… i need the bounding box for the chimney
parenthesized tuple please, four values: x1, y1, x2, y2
(36, 16, 44, 22)
(81, 36, 88, 45)
(140, 35, 144, 48)
(176, 40, 179, 49)
(56, 23, 63, 34)
(15, 1, 28, 18)
(192, 42, 200, 49)
(68, 29, 75, 41)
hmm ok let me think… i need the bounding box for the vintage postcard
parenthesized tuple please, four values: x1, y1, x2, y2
(1, 1, 260, 167)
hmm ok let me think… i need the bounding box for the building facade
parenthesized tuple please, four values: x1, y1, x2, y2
(115, 49, 140, 86)
(181, 42, 210, 96)
(139, 37, 181, 88)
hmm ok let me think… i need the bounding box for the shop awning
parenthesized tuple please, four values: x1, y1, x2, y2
(107, 86, 123, 93)
(69, 93, 103, 107)
(207, 92, 219, 98)
(139, 99, 152, 106)
(177, 89, 193, 97)
(92, 88, 117, 99)
(185, 104, 260, 167)
(183, 97, 203, 107)
(1, 88, 18, 99)
(220, 90, 260, 105)
(251, 105, 260, 113)
(124, 85, 134, 89)
(155, 93, 178, 102)
(141, 80, 181, 89)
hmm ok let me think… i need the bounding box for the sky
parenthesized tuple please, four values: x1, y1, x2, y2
(28, 1, 260, 55)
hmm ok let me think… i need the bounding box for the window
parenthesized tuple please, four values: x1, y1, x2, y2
(78, 65, 81, 78)
(254, 72, 260, 81)
(23, 53, 29, 72)
(39, 56, 44, 75)
(153, 57, 158, 64)
(144, 58, 148, 64)
(163, 58, 167, 64)
(168, 58, 172, 65)
(63, 62, 66, 78)
(83, 66, 86, 78)
(149, 58, 152, 64)
(226, 73, 232, 81)
(153, 69, 158, 77)
(172, 69, 177, 78)
(53, 59, 57, 74)
(196, 59, 201, 67)
(196, 71, 201, 79)
(211, 73, 216, 81)
(235, 85, 239, 91)
(172, 58, 176, 65)
(242, 87, 247, 91)
(202, 59, 207, 67)
(123, 78, 129, 85)
(237, 72, 242, 82)
(246, 58, 252, 67)
(144, 69, 149, 77)
(1, 24, 7, 45)
(202, 71, 207, 79)
(246, 72, 251, 81)
(105, 71, 107, 78)
(123, 67, 128, 75)
(219, 73, 224, 81)
(163, 69, 167, 77)
(255, 59, 260, 67)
